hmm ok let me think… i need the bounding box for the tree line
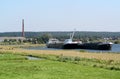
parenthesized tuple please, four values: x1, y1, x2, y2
(0, 31, 120, 44)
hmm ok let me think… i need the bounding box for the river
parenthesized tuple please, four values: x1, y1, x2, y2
(26, 44, 120, 53)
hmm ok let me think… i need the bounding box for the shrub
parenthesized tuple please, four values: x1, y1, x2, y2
(79, 50, 86, 52)
(74, 57, 80, 61)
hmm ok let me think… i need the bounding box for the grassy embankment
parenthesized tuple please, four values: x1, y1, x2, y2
(0, 45, 120, 79)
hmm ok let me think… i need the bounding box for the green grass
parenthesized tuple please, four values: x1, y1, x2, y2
(0, 53, 27, 60)
(0, 53, 120, 79)
(35, 54, 120, 71)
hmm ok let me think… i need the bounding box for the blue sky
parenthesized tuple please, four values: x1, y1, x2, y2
(0, 0, 120, 32)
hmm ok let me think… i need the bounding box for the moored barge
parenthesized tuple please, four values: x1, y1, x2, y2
(46, 31, 113, 50)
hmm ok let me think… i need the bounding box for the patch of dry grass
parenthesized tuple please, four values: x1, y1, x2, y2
(0, 44, 45, 49)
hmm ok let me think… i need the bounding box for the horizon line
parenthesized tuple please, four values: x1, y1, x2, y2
(0, 30, 120, 33)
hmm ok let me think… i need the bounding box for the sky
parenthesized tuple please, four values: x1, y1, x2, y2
(0, 0, 120, 32)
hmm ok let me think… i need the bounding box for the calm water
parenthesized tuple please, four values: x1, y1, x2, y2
(27, 56, 42, 60)
(26, 44, 120, 53)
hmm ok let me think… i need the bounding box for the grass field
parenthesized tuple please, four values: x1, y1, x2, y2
(0, 45, 120, 79)
(0, 53, 120, 79)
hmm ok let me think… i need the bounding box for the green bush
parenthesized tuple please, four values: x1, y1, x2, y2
(79, 50, 86, 52)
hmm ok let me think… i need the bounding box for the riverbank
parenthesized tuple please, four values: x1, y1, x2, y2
(0, 45, 120, 79)
(0, 46, 120, 61)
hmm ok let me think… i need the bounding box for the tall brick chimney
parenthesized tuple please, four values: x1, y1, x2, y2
(22, 19, 25, 37)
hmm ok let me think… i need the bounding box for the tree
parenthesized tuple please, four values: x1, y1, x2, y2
(40, 33, 53, 43)
(4, 39, 8, 42)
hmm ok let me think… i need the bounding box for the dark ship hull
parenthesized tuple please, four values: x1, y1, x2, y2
(78, 42, 112, 50)
(47, 43, 63, 49)
(47, 43, 78, 49)
(62, 43, 78, 49)
(97, 43, 112, 50)
(47, 42, 112, 50)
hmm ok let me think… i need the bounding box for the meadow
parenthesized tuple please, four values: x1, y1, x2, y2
(0, 45, 120, 79)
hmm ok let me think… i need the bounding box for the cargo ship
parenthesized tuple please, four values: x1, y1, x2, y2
(46, 39, 112, 50)
(46, 31, 113, 50)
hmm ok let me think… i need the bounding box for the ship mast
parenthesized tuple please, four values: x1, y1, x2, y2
(70, 29, 76, 40)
